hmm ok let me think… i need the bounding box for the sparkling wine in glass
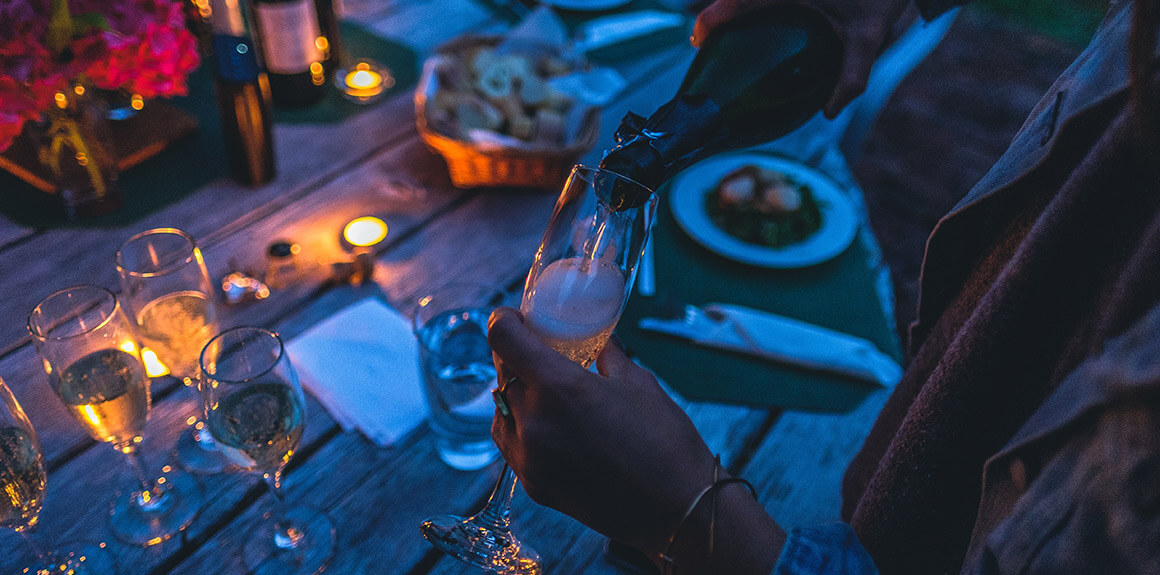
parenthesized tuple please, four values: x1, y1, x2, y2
(28, 285, 203, 547)
(0, 375, 119, 574)
(117, 228, 226, 474)
(421, 165, 657, 573)
(200, 327, 335, 575)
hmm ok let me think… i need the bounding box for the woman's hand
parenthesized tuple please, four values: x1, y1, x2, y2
(692, 0, 913, 118)
(487, 307, 716, 554)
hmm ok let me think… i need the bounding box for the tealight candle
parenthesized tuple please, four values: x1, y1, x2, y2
(338, 215, 388, 285)
(339, 60, 394, 103)
(343, 216, 389, 249)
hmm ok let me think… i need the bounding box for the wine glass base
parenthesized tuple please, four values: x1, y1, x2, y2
(110, 467, 203, 546)
(26, 542, 118, 575)
(175, 425, 228, 474)
(421, 513, 542, 574)
(243, 506, 336, 575)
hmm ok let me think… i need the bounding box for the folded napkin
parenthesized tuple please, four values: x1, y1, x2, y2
(641, 303, 903, 387)
(287, 298, 426, 446)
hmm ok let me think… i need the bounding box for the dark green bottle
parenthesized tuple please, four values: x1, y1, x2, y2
(599, 5, 842, 208)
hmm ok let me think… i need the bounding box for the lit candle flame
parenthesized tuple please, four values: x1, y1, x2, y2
(343, 216, 388, 248)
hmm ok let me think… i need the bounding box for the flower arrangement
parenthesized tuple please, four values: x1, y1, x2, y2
(0, 0, 201, 152)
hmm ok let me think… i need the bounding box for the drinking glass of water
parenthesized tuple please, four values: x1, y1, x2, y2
(413, 284, 501, 471)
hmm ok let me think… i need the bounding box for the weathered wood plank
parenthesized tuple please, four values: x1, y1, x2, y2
(743, 391, 889, 531)
(167, 187, 579, 573)
(3, 137, 466, 469)
(0, 6, 514, 357)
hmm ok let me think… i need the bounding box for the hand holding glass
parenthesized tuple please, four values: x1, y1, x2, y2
(421, 165, 657, 573)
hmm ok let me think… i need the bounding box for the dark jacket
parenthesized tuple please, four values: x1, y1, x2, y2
(842, 1, 1160, 573)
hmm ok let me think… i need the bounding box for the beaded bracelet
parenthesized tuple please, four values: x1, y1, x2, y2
(659, 455, 759, 574)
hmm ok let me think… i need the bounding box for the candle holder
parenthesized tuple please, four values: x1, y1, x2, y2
(333, 216, 388, 284)
(336, 60, 394, 104)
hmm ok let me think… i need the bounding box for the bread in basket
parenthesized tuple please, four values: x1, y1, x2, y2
(414, 35, 600, 188)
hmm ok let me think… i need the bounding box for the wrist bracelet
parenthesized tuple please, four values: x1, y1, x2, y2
(658, 455, 759, 574)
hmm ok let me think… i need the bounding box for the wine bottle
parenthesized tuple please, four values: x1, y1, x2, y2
(209, 0, 276, 185)
(599, 5, 842, 207)
(252, 0, 328, 107)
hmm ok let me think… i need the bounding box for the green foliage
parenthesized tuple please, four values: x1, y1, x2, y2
(975, 0, 1106, 46)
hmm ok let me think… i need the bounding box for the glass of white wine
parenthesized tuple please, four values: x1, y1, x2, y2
(0, 375, 119, 574)
(420, 165, 657, 574)
(116, 228, 225, 474)
(199, 327, 335, 575)
(28, 285, 204, 546)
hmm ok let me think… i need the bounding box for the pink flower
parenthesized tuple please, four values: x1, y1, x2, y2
(0, 0, 201, 152)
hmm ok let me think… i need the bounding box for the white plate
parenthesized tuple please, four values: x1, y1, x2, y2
(669, 153, 859, 268)
(541, 0, 633, 11)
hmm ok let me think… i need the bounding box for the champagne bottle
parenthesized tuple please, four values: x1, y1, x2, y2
(209, 0, 276, 185)
(252, 0, 328, 107)
(599, 5, 842, 207)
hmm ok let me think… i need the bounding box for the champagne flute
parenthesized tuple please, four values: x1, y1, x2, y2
(421, 165, 657, 573)
(1, 375, 119, 574)
(116, 228, 226, 474)
(199, 327, 335, 574)
(28, 285, 204, 546)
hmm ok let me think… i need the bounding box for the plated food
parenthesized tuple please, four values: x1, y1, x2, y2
(706, 165, 824, 248)
(669, 153, 858, 268)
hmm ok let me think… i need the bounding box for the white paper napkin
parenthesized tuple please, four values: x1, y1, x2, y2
(287, 298, 426, 446)
(705, 303, 903, 387)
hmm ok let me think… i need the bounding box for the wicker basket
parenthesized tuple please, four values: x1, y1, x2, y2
(414, 36, 601, 189)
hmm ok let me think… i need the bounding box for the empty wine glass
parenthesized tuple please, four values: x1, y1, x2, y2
(28, 285, 204, 547)
(200, 327, 335, 575)
(116, 228, 226, 474)
(421, 165, 657, 573)
(0, 375, 119, 574)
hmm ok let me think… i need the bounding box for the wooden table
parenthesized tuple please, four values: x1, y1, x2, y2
(0, 1, 893, 572)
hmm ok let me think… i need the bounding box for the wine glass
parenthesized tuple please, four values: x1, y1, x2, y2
(28, 285, 204, 546)
(421, 165, 657, 573)
(199, 327, 335, 574)
(116, 228, 226, 474)
(0, 375, 119, 574)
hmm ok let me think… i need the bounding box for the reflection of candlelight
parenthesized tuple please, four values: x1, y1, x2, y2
(339, 60, 393, 103)
(141, 348, 170, 378)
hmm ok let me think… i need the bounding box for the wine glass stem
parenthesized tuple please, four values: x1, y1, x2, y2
(122, 447, 166, 510)
(475, 464, 518, 530)
(263, 472, 302, 550)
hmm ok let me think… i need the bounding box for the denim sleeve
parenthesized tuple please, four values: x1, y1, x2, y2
(773, 522, 878, 575)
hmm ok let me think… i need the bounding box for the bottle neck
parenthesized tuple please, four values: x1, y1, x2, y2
(600, 95, 725, 205)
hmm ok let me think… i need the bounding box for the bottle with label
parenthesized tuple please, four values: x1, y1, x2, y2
(252, 0, 329, 107)
(598, 5, 842, 207)
(209, 0, 276, 185)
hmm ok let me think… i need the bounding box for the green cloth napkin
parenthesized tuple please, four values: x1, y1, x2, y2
(0, 23, 416, 228)
(617, 183, 903, 413)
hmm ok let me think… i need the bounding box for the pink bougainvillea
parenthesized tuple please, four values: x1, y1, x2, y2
(0, 0, 200, 150)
